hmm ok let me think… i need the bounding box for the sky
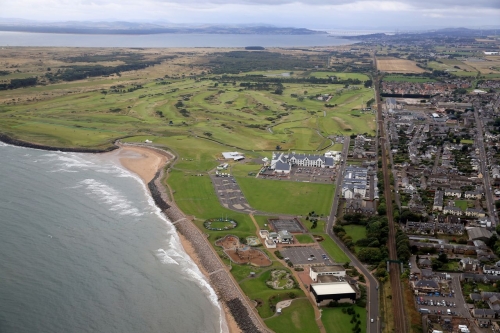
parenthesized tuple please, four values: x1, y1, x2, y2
(1, 0, 499, 30)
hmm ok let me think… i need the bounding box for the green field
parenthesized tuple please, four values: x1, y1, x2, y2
(343, 225, 367, 243)
(265, 299, 320, 333)
(383, 75, 436, 83)
(316, 233, 350, 263)
(322, 306, 367, 333)
(295, 234, 315, 244)
(310, 72, 370, 81)
(236, 177, 335, 216)
(454, 200, 468, 211)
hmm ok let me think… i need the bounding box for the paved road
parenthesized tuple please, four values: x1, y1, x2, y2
(474, 106, 497, 227)
(325, 136, 380, 333)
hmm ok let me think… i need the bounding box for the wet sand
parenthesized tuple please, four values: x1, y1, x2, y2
(112, 145, 242, 333)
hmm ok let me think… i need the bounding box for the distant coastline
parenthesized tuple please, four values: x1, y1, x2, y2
(0, 25, 326, 35)
(0, 31, 357, 48)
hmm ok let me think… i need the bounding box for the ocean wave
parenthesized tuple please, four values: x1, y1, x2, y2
(156, 248, 179, 265)
(79, 178, 144, 217)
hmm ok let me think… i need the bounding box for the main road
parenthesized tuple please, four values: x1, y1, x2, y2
(326, 136, 380, 333)
(474, 104, 497, 227)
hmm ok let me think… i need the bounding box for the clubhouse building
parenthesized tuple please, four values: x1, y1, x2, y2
(269, 152, 337, 174)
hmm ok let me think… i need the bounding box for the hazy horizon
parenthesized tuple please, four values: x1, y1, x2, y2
(1, 0, 499, 30)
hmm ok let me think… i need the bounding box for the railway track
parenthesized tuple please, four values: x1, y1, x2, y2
(375, 72, 408, 333)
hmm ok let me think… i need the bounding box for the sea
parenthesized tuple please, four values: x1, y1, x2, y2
(0, 142, 225, 333)
(0, 31, 356, 47)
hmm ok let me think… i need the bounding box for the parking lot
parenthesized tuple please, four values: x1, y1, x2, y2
(281, 247, 333, 266)
(416, 294, 461, 316)
(211, 175, 254, 213)
(289, 166, 336, 184)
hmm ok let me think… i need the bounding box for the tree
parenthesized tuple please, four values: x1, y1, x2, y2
(377, 203, 387, 215)
(364, 79, 372, 88)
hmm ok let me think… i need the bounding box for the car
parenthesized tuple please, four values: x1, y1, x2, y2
(371, 319, 374, 323)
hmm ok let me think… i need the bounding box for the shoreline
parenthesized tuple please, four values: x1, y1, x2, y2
(0, 134, 267, 333)
(110, 144, 264, 333)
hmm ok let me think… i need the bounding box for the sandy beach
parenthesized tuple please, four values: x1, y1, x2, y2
(112, 145, 242, 333)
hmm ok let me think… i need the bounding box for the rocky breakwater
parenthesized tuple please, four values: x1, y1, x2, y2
(148, 168, 268, 333)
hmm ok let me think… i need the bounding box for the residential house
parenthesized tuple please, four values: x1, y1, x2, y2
(443, 206, 462, 216)
(472, 308, 496, 319)
(433, 190, 444, 211)
(484, 265, 500, 276)
(445, 189, 462, 198)
(460, 257, 480, 272)
(466, 208, 486, 218)
(465, 191, 483, 199)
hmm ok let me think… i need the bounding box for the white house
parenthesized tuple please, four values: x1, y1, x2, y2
(444, 189, 462, 198)
(484, 265, 500, 276)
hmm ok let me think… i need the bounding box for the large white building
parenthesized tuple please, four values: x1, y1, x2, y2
(342, 166, 368, 199)
(269, 152, 335, 174)
(309, 265, 346, 282)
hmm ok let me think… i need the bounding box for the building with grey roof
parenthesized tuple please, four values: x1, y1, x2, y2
(468, 227, 493, 241)
(433, 190, 444, 211)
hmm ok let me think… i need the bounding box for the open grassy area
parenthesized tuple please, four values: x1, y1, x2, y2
(316, 233, 350, 263)
(454, 200, 468, 211)
(343, 225, 367, 243)
(265, 298, 320, 333)
(236, 177, 335, 216)
(0, 49, 375, 151)
(295, 234, 315, 244)
(322, 305, 367, 333)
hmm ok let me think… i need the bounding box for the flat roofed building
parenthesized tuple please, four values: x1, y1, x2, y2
(310, 265, 346, 282)
(310, 282, 356, 303)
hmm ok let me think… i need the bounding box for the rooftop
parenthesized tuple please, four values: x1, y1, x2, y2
(311, 265, 345, 273)
(311, 282, 355, 295)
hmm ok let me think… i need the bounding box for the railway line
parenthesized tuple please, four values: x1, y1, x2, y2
(375, 73, 408, 333)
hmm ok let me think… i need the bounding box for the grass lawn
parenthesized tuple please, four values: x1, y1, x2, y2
(322, 305, 367, 333)
(236, 177, 335, 216)
(454, 200, 468, 211)
(343, 225, 367, 243)
(295, 234, 315, 244)
(316, 233, 350, 263)
(461, 139, 474, 144)
(265, 299, 320, 333)
(438, 261, 460, 271)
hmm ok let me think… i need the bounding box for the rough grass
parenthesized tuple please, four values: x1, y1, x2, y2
(236, 177, 335, 216)
(377, 58, 426, 73)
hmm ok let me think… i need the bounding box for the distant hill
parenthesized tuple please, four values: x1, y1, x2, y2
(0, 20, 326, 35)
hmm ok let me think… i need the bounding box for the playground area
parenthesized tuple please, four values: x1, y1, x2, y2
(246, 236, 261, 246)
(216, 235, 272, 267)
(266, 270, 295, 290)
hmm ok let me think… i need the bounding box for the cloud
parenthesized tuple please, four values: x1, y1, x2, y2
(1, 0, 499, 27)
